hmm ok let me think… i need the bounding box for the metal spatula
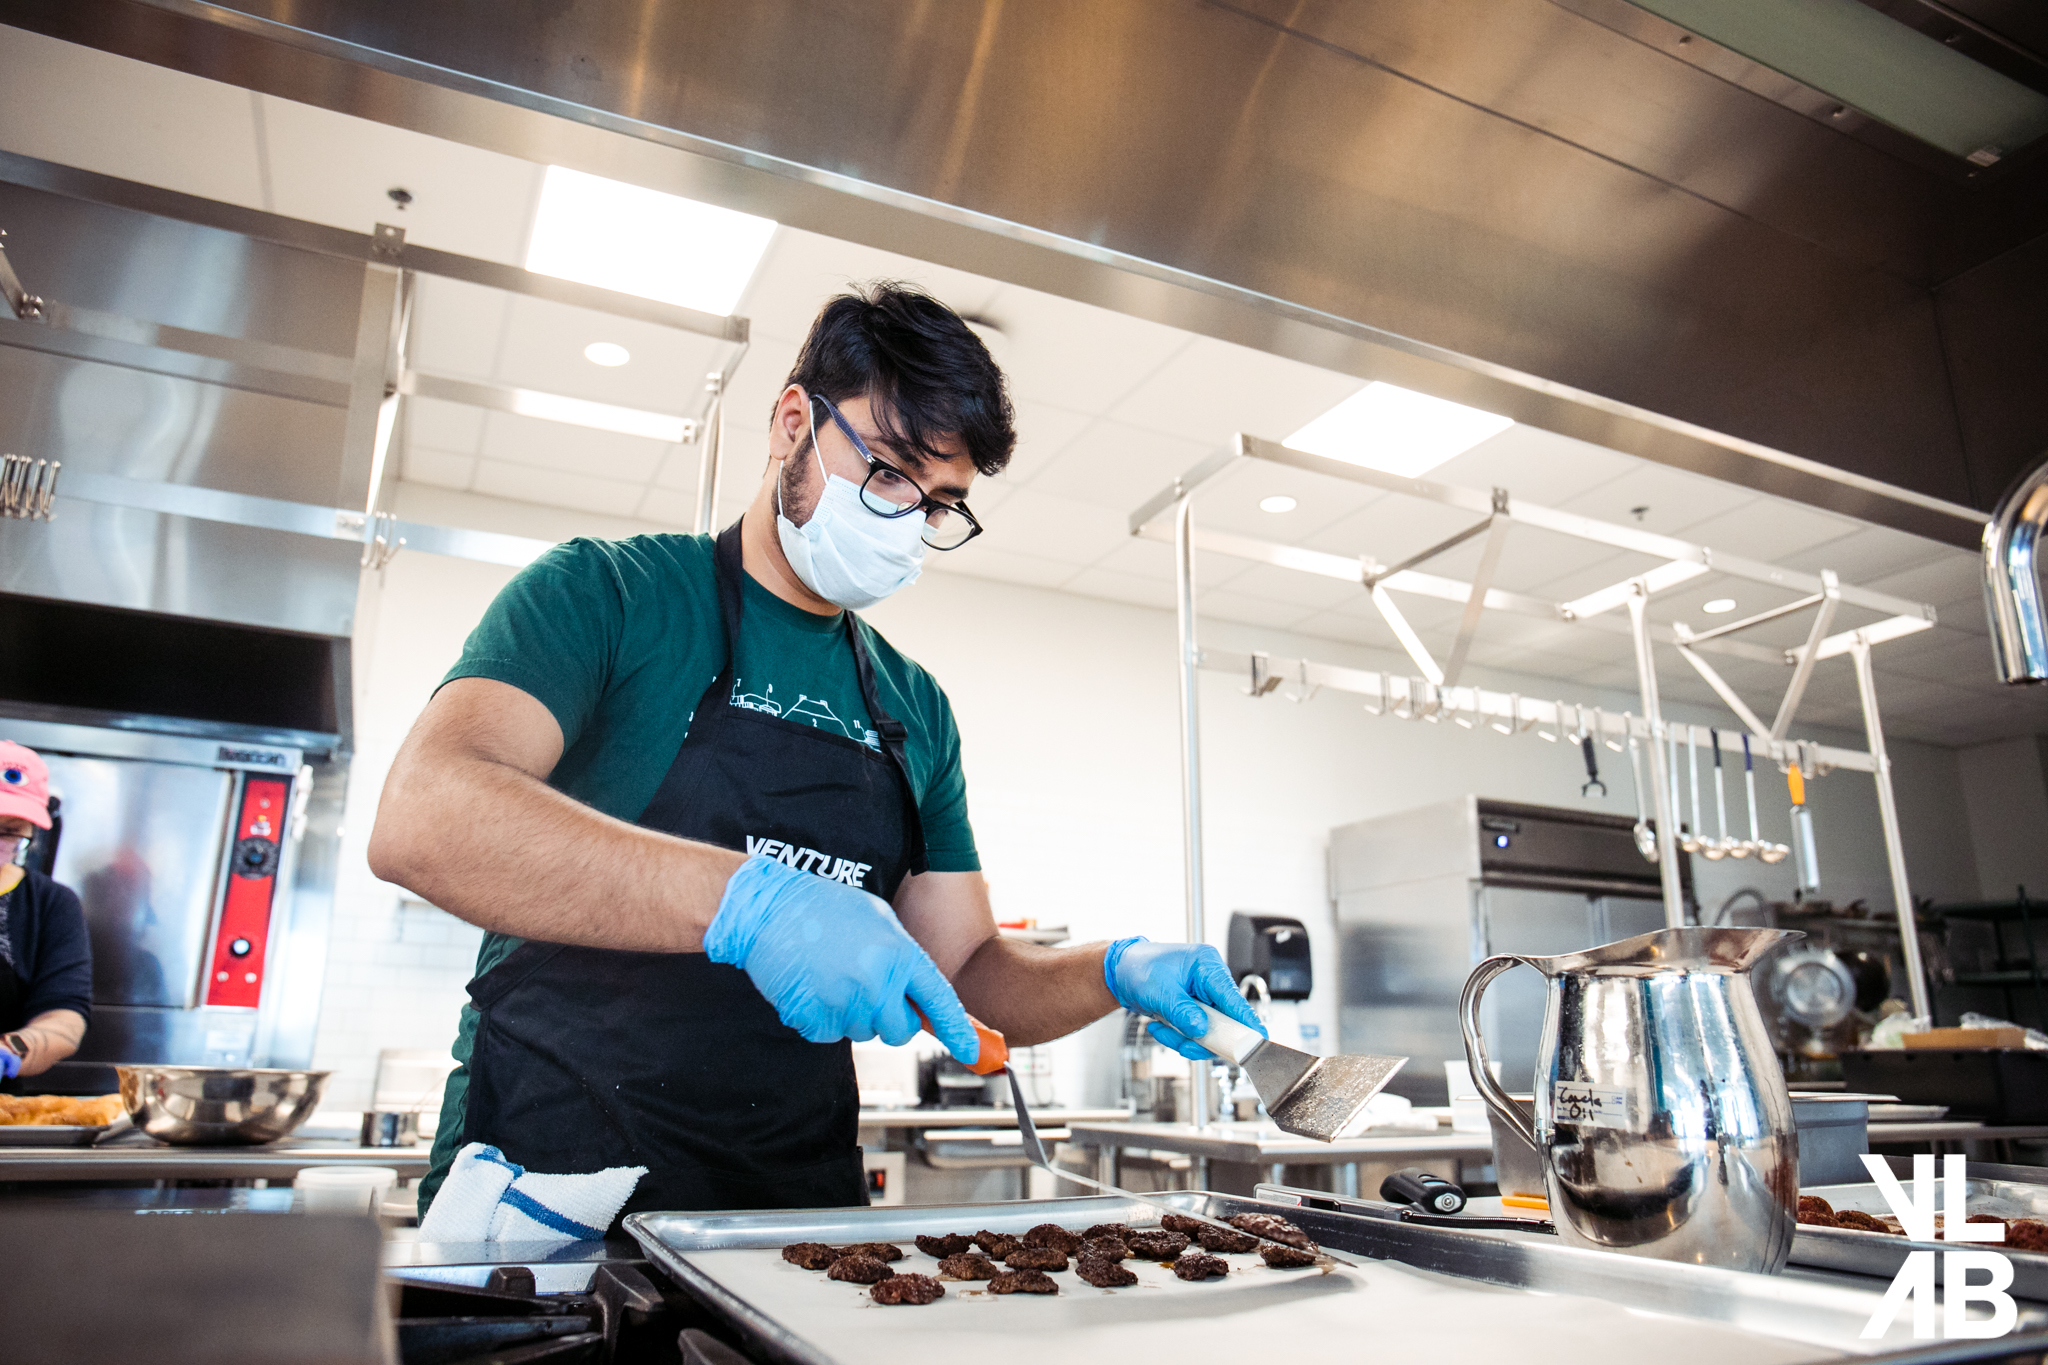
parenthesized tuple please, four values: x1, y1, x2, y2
(1178, 1002, 1408, 1141)
(922, 1007, 1355, 1262)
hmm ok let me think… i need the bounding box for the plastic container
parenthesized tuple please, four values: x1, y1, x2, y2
(295, 1164, 400, 1214)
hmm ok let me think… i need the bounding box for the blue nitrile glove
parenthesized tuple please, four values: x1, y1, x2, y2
(1104, 936, 1267, 1061)
(0, 1045, 19, 1079)
(707, 855, 980, 1064)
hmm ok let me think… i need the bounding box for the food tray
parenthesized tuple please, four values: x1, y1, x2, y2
(624, 1192, 2033, 1365)
(1793, 1174, 2048, 1300)
(0, 1111, 129, 1147)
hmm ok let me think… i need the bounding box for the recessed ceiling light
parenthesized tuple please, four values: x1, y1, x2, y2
(583, 341, 631, 367)
(525, 165, 777, 316)
(1260, 495, 1298, 513)
(510, 389, 688, 443)
(1283, 382, 1513, 478)
(1703, 598, 1738, 615)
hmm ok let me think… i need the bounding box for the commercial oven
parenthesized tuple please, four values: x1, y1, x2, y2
(1331, 796, 1694, 1104)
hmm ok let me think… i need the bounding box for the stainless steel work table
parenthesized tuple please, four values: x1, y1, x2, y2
(1067, 1119, 1494, 1197)
(0, 1131, 433, 1182)
(855, 1106, 1128, 1129)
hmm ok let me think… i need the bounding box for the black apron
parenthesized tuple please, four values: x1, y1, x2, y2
(462, 523, 928, 1220)
(0, 884, 31, 1092)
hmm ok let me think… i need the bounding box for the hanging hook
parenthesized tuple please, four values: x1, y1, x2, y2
(1362, 671, 1386, 717)
(1244, 652, 1280, 698)
(1283, 659, 1320, 704)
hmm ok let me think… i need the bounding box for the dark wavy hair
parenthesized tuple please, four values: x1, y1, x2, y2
(783, 281, 1015, 476)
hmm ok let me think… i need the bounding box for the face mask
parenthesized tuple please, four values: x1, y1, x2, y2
(776, 402, 927, 610)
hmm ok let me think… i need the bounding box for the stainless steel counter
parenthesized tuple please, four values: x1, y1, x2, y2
(0, 1130, 432, 1182)
(856, 1106, 1128, 1129)
(1067, 1119, 1494, 1198)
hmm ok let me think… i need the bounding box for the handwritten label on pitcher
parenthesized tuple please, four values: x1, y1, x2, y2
(1553, 1081, 1633, 1130)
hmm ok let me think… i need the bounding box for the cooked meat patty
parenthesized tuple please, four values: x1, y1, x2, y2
(1260, 1242, 1320, 1268)
(1023, 1223, 1082, 1255)
(835, 1241, 903, 1262)
(989, 1268, 1059, 1295)
(1797, 1208, 1841, 1228)
(1227, 1212, 1315, 1251)
(1174, 1252, 1230, 1281)
(1195, 1224, 1260, 1253)
(2009, 1219, 2048, 1253)
(781, 1242, 840, 1270)
(1796, 1195, 1834, 1220)
(1126, 1229, 1190, 1260)
(1083, 1222, 1133, 1242)
(1160, 1213, 1207, 1236)
(973, 1230, 1022, 1258)
(871, 1273, 945, 1305)
(916, 1233, 973, 1258)
(937, 1252, 998, 1280)
(1076, 1256, 1138, 1288)
(1835, 1210, 1888, 1233)
(1078, 1236, 1128, 1262)
(827, 1255, 896, 1285)
(1005, 1246, 1069, 1272)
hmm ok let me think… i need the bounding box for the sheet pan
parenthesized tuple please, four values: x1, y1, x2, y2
(1792, 1176, 2048, 1301)
(0, 1111, 129, 1147)
(625, 1191, 2038, 1365)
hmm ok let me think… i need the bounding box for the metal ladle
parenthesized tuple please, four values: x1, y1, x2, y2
(1752, 737, 1791, 863)
(1623, 719, 1659, 862)
(1680, 724, 1704, 854)
(1705, 729, 1731, 860)
(1730, 733, 1758, 859)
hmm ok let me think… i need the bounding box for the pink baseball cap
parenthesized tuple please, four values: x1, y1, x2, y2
(0, 741, 52, 829)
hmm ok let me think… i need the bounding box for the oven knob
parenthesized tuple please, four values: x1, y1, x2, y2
(232, 836, 280, 879)
(229, 938, 252, 958)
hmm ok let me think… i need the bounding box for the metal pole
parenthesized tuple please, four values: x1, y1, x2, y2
(692, 372, 725, 535)
(1174, 489, 1213, 1131)
(1627, 586, 1686, 926)
(1850, 636, 1933, 1019)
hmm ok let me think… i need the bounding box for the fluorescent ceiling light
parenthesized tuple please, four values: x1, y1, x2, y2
(1626, 0, 2048, 162)
(1260, 495, 1298, 513)
(584, 341, 631, 367)
(1703, 598, 1738, 615)
(510, 388, 688, 443)
(526, 166, 776, 315)
(1284, 382, 1513, 478)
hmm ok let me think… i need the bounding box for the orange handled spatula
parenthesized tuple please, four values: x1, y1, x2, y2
(913, 1004, 1354, 1263)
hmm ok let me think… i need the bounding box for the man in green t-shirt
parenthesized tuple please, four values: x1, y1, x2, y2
(372, 282, 1264, 1221)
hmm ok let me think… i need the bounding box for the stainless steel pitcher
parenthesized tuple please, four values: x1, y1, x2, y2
(1461, 927, 1802, 1273)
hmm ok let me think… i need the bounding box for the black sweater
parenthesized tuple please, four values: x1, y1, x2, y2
(1, 869, 92, 1028)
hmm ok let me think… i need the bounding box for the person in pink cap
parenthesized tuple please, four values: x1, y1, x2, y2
(0, 741, 90, 1084)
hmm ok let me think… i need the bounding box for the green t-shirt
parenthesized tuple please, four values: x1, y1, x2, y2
(420, 532, 976, 1206)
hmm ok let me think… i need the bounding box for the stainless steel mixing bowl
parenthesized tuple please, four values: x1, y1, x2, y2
(117, 1065, 330, 1145)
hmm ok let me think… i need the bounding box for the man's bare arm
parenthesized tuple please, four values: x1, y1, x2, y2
(13, 1007, 84, 1077)
(368, 677, 743, 951)
(894, 870, 1119, 1047)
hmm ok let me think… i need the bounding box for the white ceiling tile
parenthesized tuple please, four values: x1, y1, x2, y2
(993, 397, 1093, 486)
(406, 396, 484, 455)
(1105, 336, 1362, 447)
(1218, 562, 1366, 613)
(1558, 465, 1754, 539)
(1061, 566, 1178, 612)
(258, 94, 543, 262)
(1183, 460, 1387, 543)
(1197, 590, 1315, 631)
(1673, 498, 1862, 565)
(1301, 495, 1494, 569)
(1431, 426, 1642, 507)
(411, 274, 509, 381)
(632, 486, 699, 530)
(1864, 554, 1985, 612)
(401, 446, 475, 490)
(492, 294, 723, 411)
(971, 486, 1133, 565)
(733, 227, 1005, 343)
(1291, 612, 1390, 649)
(1025, 418, 1212, 512)
(1776, 525, 1958, 584)
(0, 30, 266, 209)
(1089, 537, 1247, 590)
(977, 284, 1190, 415)
(477, 410, 671, 483)
(922, 545, 1079, 591)
(473, 459, 645, 518)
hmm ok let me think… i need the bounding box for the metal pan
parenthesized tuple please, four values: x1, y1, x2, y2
(1792, 1176, 2048, 1300)
(0, 1111, 130, 1147)
(625, 1191, 2034, 1365)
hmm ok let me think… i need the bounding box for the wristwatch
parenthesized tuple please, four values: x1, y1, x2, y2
(2, 1033, 26, 1058)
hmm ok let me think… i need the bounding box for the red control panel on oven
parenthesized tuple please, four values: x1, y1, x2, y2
(204, 776, 290, 1008)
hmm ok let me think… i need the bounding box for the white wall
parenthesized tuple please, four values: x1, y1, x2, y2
(1957, 736, 2048, 901)
(309, 487, 1990, 1111)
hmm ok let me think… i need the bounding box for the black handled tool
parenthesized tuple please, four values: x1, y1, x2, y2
(1380, 1167, 1467, 1215)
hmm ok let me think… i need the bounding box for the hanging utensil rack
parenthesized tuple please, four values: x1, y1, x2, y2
(1131, 433, 1943, 1038)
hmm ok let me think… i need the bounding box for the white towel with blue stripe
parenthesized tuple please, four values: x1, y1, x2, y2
(418, 1142, 647, 1244)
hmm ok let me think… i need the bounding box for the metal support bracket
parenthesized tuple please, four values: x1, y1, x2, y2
(1370, 584, 1445, 685)
(1770, 570, 1841, 742)
(1440, 494, 1511, 688)
(0, 228, 44, 320)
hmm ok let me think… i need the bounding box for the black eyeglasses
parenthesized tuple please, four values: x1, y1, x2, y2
(811, 394, 983, 551)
